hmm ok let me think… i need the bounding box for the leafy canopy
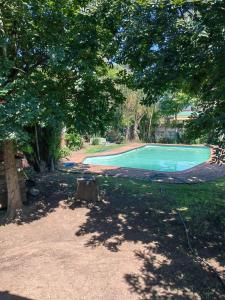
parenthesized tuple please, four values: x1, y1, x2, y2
(98, 0, 225, 142)
(0, 0, 122, 141)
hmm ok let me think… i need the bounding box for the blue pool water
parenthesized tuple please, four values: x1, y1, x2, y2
(83, 145, 211, 172)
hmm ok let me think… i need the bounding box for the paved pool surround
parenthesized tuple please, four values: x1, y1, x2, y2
(83, 145, 211, 172)
(61, 144, 225, 183)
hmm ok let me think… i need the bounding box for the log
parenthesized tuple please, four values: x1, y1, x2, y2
(75, 177, 99, 202)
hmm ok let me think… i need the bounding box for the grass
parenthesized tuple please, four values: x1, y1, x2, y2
(97, 175, 225, 239)
(56, 170, 225, 239)
(85, 143, 126, 154)
(20, 169, 225, 248)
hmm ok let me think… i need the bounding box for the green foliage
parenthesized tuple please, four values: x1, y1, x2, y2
(56, 147, 71, 159)
(21, 125, 62, 171)
(181, 126, 210, 145)
(20, 144, 33, 155)
(139, 105, 160, 142)
(159, 92, 194, 117)
(91, 138, 100, 145)
(105, 129, 124, 144)
(2, 0, 223, 150)
(65, 132, 83, 151)
(0, 0, 123, 145)
(85, 143, 125, 154)
(97, 175, 225, 238)
(47, 126, 62, 162)
(157, 137, 171, 144)
(100, 0, 225, 143)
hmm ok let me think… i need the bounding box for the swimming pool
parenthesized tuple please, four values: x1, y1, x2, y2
(83, 145, 211, 172)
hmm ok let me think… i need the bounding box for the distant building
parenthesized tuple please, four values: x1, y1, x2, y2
(155, 106, 196, 142)
(169, 106, 195, 123)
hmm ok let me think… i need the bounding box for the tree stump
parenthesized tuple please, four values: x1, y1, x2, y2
(75, 177, 99, 202)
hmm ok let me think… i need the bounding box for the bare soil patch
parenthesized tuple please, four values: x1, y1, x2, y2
(0, 172, 224, 300)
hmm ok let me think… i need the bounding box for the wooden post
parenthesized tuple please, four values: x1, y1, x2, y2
(75, 177, 99, 202)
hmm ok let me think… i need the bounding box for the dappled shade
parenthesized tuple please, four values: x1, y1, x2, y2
(73, 177, 225, 298)
(1, 172, 224, 299)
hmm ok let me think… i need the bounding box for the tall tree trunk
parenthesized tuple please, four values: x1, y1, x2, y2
(35, 124, 41, 164)
(133, 120, 140, 142)
(148, 105, 155, 142)
(60, 127, 67, 148)
(125, 126, 131, 142)
(3, 140, 22, 219)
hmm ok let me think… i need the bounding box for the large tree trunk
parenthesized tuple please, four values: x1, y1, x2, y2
(3, 140, 22, 219)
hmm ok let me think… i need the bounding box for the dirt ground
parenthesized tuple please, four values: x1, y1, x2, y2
(0, 172, 224, 300)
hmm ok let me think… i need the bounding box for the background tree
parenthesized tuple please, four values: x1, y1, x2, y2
(107, 65, 158, 143)
(121, 87, 146, 141)
(98, 0, 225, 144)
(139, 104, 159, 142)
(159, 92, 192, 119)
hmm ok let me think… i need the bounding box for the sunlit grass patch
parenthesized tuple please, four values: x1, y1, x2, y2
(85, 144, 126, 154)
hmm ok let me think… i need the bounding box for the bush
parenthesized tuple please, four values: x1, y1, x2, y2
(181, 127, 210, 144)
(105, 130, 124, 144)
(56, 146, 71, 159)
(65, 132, 83, 150)
(91, 138, 100, 145)
(157, 137, 171, 144)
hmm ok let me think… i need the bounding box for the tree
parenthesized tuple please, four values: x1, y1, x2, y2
(98, 0, 225, 143)
(159, 92, 190, 118)
(139, 104, 159, 142)
(0, 0, 122, 218)
(121, 87, 146, 141)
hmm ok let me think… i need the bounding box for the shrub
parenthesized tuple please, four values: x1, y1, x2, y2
(65, 132, 83, 150)
(105, 130, 124, 144)
(91, 138, 100, 145)
(157, 137, 171, 144)
(56, 146, 71, 159)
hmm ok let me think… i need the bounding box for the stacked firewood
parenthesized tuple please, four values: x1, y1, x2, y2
(210, 145, 225, 165)
(0, 158, 26, 209)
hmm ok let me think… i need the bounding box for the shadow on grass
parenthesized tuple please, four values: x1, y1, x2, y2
(73, 177, 225, 299)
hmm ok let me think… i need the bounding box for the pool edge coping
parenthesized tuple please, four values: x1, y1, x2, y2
(81, 143, 213, 175)
(58, 143, 225, 184)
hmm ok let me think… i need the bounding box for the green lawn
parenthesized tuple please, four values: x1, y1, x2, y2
(57, 170, 225, 238)
(32, 170, 225, 249)
(85, 143, 126, 154)
(97, 175, 225, 239)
